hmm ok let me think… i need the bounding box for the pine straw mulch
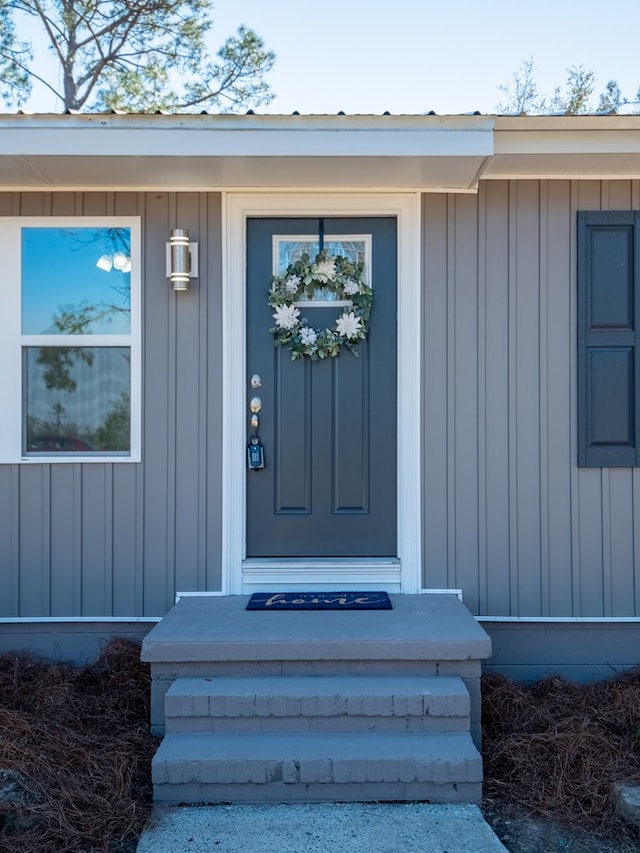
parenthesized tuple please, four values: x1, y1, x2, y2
(482, 668, 640, 833)
(0, 638, 159, 853)
(1, 640, 640, 851)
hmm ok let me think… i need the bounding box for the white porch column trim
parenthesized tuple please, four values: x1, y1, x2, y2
(222, 192, 422, 595)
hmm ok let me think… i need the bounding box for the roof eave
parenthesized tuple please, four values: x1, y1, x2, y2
(1, 113, 640, 190)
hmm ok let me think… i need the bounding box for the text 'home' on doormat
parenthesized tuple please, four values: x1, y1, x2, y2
(246, 592, 393, 611)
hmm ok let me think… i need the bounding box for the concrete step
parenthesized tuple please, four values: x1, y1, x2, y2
(152, 731, 483, 804)
(143, 594, 491, 748)
(164, 675, 471, 734)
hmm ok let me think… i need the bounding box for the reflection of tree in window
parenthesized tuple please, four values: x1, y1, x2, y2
(21, 226, 132, 336)
(36, 346, 94, 392)
(50, 228, 131, 335)
(26, 392, 131, 453)
(51, 401, 65, 430)
(21, 225, 134, 455)
(93, 392, 130, 450)
(26, 347, 131, 453)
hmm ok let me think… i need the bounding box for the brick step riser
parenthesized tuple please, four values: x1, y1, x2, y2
(165, 675, 469, 715)
(154, 759, 482, 787)
(153, 759, 482, 784)
(152, 752, 482, 785)
(150, 663, 481, 738)
(165, 714, 470, 734)
(153, 780, 482, 804)
(152, 660, 480, 680)
(165, 693, 469, 717)
(153, 755, 482, 788)
(151, 729, 483, 805)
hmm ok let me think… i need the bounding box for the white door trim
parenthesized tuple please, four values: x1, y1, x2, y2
(222, 192, 422, 594)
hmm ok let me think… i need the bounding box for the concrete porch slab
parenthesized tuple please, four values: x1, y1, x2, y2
(136, 803, 507, 852)
(141, 594, 491, 663)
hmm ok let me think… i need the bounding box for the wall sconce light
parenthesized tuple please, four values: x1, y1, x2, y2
(166, 228, 199, 291)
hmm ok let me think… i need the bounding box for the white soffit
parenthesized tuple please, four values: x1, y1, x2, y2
(0, 113, 494, 191)
(0, 154, 492, 191)
(487, 115, 640, 179)
(2, 114, 640, 189)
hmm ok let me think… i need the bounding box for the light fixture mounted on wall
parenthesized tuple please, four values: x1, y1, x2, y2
(166, 228, 199, 291)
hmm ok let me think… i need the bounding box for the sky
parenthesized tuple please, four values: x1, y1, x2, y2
(13, 0, 640, 114)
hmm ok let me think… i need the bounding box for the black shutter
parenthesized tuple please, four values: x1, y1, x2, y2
(578, 211, 640, 466)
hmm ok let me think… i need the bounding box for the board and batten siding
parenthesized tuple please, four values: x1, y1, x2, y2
(0, 191, 224, 618)
(423, 181, 640, 617)
(1, 183, 639, 621)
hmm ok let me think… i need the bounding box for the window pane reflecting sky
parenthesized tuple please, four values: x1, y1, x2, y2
(22, 227, 131, 335)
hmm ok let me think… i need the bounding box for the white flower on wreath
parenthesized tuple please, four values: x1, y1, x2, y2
(311, 258, 337, 282)
(335, 311, 362, 340)
(269, 251, 372, 359)
(299, 327, 318, 345)
(273, 304, 300, 330)
(284, 274, 301, 294)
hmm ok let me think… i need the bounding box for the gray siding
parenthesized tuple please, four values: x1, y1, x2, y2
(0, 620, 156, 665)
(422, 181, 640, 617)
(1, 183, 639, 620)
(0, 192, 223, 617)
(481, 620, 640, 683)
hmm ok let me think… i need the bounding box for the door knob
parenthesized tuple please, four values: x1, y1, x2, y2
(247, 395, 265, 470)
(249, 397, 261, 436)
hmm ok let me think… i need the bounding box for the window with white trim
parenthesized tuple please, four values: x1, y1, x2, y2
(0, 217, 141, 463)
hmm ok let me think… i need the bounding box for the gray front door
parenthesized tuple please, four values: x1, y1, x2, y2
(246, 217, 397, 557)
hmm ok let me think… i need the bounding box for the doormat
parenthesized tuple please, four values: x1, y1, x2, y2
(246, 591, 392, 611)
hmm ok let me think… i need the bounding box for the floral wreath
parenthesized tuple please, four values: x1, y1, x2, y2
(269, 250, 373, 360)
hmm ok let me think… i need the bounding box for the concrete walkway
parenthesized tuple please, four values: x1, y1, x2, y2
(136, 803, 507, 852)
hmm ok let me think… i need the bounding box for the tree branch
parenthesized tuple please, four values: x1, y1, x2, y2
(0, 1, 274, 112)
(5, 52, 64, 102)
